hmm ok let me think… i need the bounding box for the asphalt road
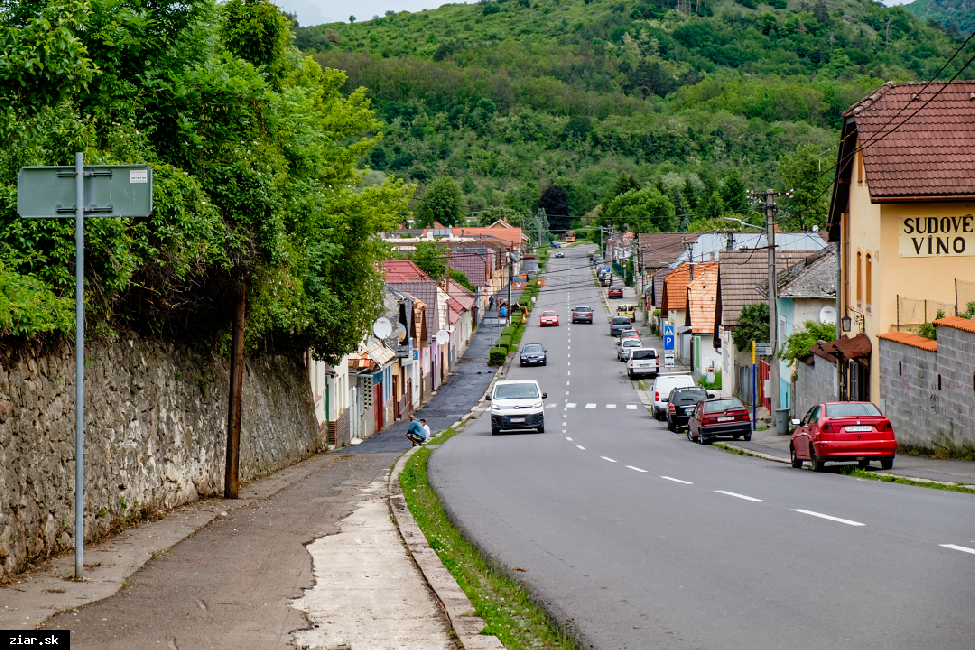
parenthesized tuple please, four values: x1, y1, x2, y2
(429, 245, 975, 650)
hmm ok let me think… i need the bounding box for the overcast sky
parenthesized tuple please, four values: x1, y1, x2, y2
(282, 0, 909, 27)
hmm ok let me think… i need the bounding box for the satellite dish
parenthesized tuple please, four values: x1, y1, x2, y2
(819, 306, 836, 324)
(397, 323, 407, 342)
(435, 329, 450, 345)
(373, 317, 392, 339)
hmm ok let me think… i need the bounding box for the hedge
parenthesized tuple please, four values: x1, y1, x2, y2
(488, 347, 508, 366)
(501, 325, 516, 338)
(511, 326, 525, 347)
(499, 334, 511, 349)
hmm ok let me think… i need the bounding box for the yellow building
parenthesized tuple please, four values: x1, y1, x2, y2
(827, 82, 975, 406)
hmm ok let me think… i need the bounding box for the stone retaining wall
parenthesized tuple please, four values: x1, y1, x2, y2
(0, 335, 318, 578)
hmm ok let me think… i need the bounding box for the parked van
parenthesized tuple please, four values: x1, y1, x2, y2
(650, 373, 697, 419)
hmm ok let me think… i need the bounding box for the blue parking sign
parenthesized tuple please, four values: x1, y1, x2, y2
(664, 334, 675, 351)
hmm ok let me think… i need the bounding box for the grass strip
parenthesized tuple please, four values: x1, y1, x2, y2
(400, 428, 577, 649)
(837, 466, 975, 493)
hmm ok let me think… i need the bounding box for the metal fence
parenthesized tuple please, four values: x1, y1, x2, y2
(896, 296, 956, 331)
(958, 279, 975, 317)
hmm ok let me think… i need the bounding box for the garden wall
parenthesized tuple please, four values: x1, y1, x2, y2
(0, 335, 318, 577)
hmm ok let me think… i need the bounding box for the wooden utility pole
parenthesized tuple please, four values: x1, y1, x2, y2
(224, 281, 246, 499)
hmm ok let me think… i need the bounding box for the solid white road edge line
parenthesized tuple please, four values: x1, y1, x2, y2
(626, 466, 648, 473)
(940, 544, 975, 555)
(716, 491, 763, 502)
(660, 476, 693, 484)
(792, 509, 864, 526)
(601, 457, 618, 463)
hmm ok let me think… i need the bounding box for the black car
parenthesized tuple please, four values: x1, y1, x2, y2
(571, 305, 594, 324)
(610, 316, 631, 336)
(666, 386, 709, 432)
(519, 343, 547, 366)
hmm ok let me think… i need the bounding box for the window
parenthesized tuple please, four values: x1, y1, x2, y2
(857, 148, 864, 184)
(865, 253, 872, 314)
(779, 315, 787, 347)
(856, 250, 862, 309)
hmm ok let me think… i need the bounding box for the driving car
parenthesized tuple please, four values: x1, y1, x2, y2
(608, 286, 623, 299)
(550, 240, 560, 248)
(626, 348, 658, 378)
(617, 304, 636, 322)
(789, 401, 896, 472)
(488, 380, 547, 435)
(571, 305, 594, 324)
(617, 338, 643, 361)
(687, 397, 752, 444)
(650, 373, 697, 419)
(539, 310, 559, 326)
(666, 386, 709, 432)
(519, 343, 547, 367)
(555, 251, 565, 258)
(610, 316, 631, 336)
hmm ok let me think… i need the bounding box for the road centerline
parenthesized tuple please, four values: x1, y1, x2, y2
(716, 491, 763, 502)
(660, 476, 693, 484)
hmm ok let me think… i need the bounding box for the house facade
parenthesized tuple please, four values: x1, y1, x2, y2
(827, 82, 975, 408)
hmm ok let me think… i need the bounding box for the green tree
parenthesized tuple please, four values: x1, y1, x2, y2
(603, 174, 641, 207)
(221, 0, 291, 82)
(416, 177, 464, 227)
(778, 143, 831, 230)
(779, 320, 837, 364)
(603, 188, 676, 233)
(476, 205, 525, 227)
(721, 170, 749, 215)
(733, 303, 770, 352)
(448, 268, 475, 292)
(404, 240, 446, 282)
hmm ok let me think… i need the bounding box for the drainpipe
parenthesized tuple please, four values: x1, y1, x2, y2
(834, 237, 842, 401)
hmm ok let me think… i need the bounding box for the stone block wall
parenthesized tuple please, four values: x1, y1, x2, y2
(879, 328, 975, 450)
(795, 354, 836, 418)
(0, 335, 319, 578)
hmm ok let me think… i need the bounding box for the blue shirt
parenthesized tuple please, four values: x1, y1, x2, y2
(408, 419, 423, 438)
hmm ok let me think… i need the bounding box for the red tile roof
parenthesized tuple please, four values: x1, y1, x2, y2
(877, 331, 938, 352)
(845, 82, 975, 200)
(384, 260, 432, 283)
(934, 315, 975, 335)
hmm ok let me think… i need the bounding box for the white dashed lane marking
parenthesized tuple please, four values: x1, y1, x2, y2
(576, 445, 586, 450)
(585, 403, 596, 409)
(940, 544, 975, 555)
(626, 405, 638, 410)
(716, 491, 763, 502)
(565, 436, 572, 441)
(626, 466, 648, 473)
(562, 422, 567, 426)
(606, 404, 616, 409)
(601, 457, 618, 463)
(566, 403, 577, 408)
(793, 509, 864, 526)
(660, 476, 693, 484)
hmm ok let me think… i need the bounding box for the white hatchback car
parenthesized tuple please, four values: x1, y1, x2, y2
(650, 373, 697, 419)
(488, 380, 547, 435)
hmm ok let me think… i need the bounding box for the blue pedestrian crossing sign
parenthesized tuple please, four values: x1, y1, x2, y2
(663, 324, 675, 351)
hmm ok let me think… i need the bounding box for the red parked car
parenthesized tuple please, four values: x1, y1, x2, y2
(539, 310, 559, 326)
(608, 287, 623, 298)
(687, 397, 752, 444)
(790, 401, 896, 472)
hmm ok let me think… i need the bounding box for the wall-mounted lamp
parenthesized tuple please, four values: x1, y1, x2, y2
(841, 315, 852, 332)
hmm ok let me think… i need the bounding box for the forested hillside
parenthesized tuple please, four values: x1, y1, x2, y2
(298, 0, 967, 232)
(906, 0, 975, 36)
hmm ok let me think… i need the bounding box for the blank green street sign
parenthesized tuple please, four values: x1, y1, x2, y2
(17, 165, 153, 218)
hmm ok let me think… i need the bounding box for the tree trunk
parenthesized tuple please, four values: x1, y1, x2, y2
(224, 282, 246, 499)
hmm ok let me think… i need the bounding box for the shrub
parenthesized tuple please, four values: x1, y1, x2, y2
(697, 370, 722, 391)
(488, 347, 507, 365)
(501, 325, 516, 337)
(511, 327, 525, 346)
(780, 320, 837, 363)
(499, 334, 511, 349)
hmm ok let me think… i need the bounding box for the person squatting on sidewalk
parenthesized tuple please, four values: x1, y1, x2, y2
(406, 415, 426, 446)
(421, 419, 431, 441)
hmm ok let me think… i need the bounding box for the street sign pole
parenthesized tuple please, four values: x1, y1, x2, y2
(18, 155, 152, 580)
(751, 341, 757, 432)
(73, 152, 85, 580)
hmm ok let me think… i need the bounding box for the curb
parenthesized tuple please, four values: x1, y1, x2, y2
(718, 442, 975, 490)
(388, 450, 504, 650)
(386, 362, 507, 649)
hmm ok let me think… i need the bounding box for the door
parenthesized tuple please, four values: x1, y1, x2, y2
(373, 382, 383, 432)
(393, 375, 400, 420)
